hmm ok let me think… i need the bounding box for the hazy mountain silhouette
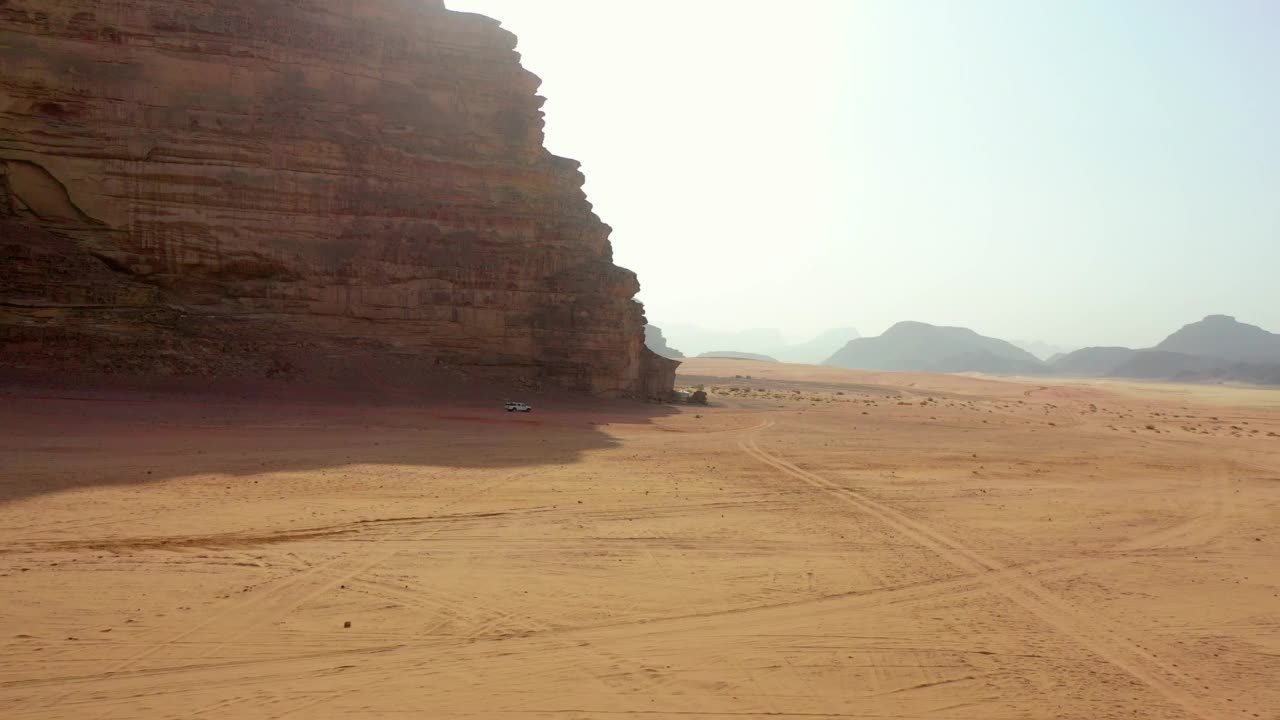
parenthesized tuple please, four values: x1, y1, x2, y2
(1153, 314, 1280, 363)
(643, 325, 684, 359)
(824, 321, 1046, 374)
(657, 323, 859, 363)
(1049, 316, 1280, 384)
(659, 324, 787, 359)
(1049, 347, 1138, 376)
(697, 351, 779, 362)
(1107, 350, 1223, 379)
(673, 315, 1280, 385)
(1012, 339, 1074, 361)
(771, 327, 862, 364)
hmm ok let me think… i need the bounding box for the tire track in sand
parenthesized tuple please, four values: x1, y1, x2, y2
(739, 419, 1232, 720)
(43, 467, 541, 716)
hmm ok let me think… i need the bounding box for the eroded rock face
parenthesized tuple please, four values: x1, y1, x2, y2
(0, 0, 676, 398)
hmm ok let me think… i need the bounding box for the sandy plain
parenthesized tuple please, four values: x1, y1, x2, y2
(1, 358, 1278, 719)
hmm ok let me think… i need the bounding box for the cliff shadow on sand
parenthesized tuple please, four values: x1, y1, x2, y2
(0, 383, 678, 507)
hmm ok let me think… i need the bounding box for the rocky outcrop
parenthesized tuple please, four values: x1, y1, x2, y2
(638, 348, 679, 402)
(0, 0, 674, 399)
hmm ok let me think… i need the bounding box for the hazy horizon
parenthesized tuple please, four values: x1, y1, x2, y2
(447, 0, 1280, 350)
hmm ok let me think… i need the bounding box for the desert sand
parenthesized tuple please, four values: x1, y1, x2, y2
(2, 359, 1278, 719)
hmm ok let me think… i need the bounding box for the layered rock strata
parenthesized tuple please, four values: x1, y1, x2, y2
(0, 0, 676, 398)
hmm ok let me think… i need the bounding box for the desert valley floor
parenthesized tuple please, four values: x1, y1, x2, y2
(1, 358, 1278, 719)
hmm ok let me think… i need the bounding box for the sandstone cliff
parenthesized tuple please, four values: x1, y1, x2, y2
(0, 0, 676, 399)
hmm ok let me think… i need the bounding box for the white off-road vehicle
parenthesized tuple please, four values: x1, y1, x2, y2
(504, 401, 532, 412)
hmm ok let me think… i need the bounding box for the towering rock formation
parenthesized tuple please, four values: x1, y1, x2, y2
(0, 0, 676, 398)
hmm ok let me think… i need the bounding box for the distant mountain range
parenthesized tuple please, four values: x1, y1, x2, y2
(653, 315, 1280, 386)
(824, 321, 1046, 375)
(771, 327, 863, 364)
(1011, 339, 1074, 361)
(696, 351, 779, 362)
(648, 324, 860, 365)
(1047, 346, 1136, 375)
(655, 325, 785, 359)
(1049, 315, 1280, 384)
(823, 315, 1280, 385)
(644, 325, 684, 360)
(1153, 314, 1280, 362)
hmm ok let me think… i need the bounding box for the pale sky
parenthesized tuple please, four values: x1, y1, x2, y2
(446, 0, 1280, 349)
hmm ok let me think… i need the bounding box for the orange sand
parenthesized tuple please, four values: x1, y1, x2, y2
(2, 360, 1277, 719)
